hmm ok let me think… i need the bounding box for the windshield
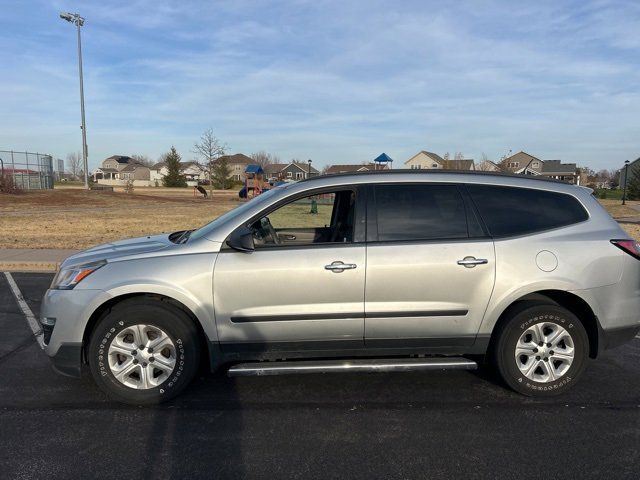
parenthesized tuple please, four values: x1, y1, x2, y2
(187, 186, 286, 243)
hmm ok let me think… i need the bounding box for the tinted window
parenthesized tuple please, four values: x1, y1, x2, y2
(467, 185, 588, 237)
(374, 184, 468, 241)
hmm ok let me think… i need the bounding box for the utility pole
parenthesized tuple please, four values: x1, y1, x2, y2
(60, 12, 89, 190)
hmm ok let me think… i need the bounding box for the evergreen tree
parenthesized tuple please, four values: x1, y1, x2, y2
(212, 156, 232, 189)
(626, 168, 640, 200)
(162, 146, 187, 187)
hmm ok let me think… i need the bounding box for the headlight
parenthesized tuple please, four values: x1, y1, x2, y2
(51, 260, 106, 290)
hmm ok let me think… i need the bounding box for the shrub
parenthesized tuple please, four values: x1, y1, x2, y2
(0, 173, 22, 194)
(124, 180, 135, 194)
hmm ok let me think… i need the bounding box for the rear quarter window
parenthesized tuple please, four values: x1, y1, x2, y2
(467, 185, 589, 237)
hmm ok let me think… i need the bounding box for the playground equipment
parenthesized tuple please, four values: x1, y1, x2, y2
(193, 185, 208, 198)
(373, 152, 393, 170)
(243, 164, 267, 198)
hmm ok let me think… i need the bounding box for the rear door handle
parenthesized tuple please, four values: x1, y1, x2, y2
(457, 256, 488, 268)
(325, 261, 357, 273)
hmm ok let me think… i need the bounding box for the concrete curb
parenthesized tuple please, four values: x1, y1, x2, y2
(0, 249, 78, 273)
(0, 261, 61, 273)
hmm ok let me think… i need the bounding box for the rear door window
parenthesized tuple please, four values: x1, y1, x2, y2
(373, 184, 469, 241)
(467, 185, 588, 237)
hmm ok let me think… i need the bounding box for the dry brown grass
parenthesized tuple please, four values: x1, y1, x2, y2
(2, 189, 640, 249)
(0, 189, 240, 249)
(621, 223, 640, 241)
(598, 199, 640, 219)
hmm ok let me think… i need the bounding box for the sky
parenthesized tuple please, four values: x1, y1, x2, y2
(0, 0, 638, 172)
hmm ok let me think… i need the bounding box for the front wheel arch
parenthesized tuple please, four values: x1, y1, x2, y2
(82, 293, 210, 368)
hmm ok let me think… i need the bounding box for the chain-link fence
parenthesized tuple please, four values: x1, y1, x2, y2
(0, 150, 54, 190)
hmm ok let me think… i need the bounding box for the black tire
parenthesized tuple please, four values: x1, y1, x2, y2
(88, 298, 201, 405)
(493, 304, 589, 396)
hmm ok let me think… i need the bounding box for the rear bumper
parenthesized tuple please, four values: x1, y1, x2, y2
(600, 324, 640, 351)
(48, 343, 83, 377)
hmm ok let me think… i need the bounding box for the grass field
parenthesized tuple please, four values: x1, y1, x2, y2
(0, 188, 240, 249)
(1, 188, 639, 249)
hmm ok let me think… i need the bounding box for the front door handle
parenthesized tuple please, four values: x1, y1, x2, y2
(325, 261, 357, 273)
(457, 256, 488, 268)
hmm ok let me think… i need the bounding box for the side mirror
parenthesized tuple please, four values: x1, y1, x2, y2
(226, 225, 255, 253)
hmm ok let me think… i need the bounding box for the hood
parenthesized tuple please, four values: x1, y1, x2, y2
(60, 233, 173, 268)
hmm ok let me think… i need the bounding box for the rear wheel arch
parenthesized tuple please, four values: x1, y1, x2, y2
(489, 290, 600, 359)
(82, 293, 210, 366)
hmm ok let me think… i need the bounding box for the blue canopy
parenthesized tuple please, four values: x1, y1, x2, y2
(245, 164, 264, 174)
(373, 153, 393, 163)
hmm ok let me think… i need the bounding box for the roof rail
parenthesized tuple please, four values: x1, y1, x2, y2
(301, 169, 571, 185)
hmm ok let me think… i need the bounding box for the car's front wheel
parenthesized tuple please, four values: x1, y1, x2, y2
(493, 304, 589, 396)
(88, 298, 201, 405)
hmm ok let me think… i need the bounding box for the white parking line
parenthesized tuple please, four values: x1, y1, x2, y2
(3, 272, 44, 349)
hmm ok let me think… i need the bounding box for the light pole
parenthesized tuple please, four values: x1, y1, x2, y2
(60, 12, 89, 190)
(307, 159, 312, 178)
(622, 160, 630, 205)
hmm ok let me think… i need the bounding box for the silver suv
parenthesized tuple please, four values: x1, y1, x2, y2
(41, 171, 640, 404)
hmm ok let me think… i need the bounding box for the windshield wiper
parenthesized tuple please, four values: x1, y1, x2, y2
(178, 229, 194, 244)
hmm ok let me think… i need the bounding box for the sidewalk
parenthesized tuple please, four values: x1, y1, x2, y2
(0, 249, 79, 273)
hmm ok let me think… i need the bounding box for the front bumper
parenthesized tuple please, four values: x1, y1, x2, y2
(40, 287, 112, 377)
(48, 343, 83, 377)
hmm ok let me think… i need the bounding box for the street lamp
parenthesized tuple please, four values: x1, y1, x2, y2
(622, 160, 630, 205)
(60, 12, 89, 190)
(307, 159, 312, 178)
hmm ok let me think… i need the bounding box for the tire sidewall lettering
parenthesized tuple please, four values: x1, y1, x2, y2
(95, 325, 186, 395)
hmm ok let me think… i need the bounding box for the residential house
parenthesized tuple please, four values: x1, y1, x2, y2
(265, 162, 319, 181)
(217, 153, 254, 181)
(404, 151, 475, 170)
(476, 159, 502, 172)
(501, 151, 544, 173)
(502, 151, 579, 184)
(119, 163, 150, 182)
(324, 163, 386, 174)
(540, 160, 580, 184)
(619, 157, 640, 188)
(94, 155, 152, 186)
(149, 161, 207, 186)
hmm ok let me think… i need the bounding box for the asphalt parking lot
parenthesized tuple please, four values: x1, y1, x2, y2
(0, 272, 638, 479)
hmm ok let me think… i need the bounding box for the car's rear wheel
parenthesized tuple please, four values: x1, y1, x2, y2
(493, 304, 589, 396)
(88, 298, 200, 405)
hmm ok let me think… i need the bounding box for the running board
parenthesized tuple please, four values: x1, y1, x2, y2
(227, 357, 477, 377)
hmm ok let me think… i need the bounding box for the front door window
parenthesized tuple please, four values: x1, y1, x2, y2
(250, 190, 356, 247)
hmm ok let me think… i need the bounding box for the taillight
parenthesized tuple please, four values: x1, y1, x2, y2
(611, 239, 640, 260)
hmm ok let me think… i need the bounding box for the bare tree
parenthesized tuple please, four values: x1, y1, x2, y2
(130, 154, 154, 167)
(443, 152, 450, 161)
(454, 152, 464, 161)
(477, 153, 496, 171)
(66, 152, 82, 180)
(193, 128, 226, 197)
(250, 151, 280, 168)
